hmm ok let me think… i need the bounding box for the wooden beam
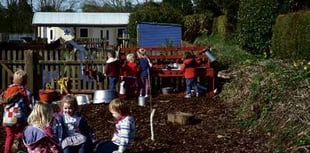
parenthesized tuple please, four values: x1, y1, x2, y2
(0, 64, 14, 76)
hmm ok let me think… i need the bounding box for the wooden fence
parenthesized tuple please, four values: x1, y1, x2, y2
(0, 49, 109, 99)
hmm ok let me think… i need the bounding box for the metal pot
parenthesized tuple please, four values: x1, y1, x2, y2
(93, 90, 116, 104)
(76, 94, 90, 105)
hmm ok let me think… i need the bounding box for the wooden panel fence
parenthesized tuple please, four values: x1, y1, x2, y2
(1, 49, 109, 99)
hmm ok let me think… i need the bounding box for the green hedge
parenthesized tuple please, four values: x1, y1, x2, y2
(272, 10, 310, 60)
(238, 0, 278, 54)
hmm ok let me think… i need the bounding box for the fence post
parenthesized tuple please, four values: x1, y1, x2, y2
(24, 50, 35, 93)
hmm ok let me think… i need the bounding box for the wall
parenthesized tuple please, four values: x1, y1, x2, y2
(137, 22, 182, 48)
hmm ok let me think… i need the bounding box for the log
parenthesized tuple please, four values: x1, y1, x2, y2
(167, 112, 194, 125)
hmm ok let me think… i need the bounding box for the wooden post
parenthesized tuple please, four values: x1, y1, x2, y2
(24, 50, 35, 93)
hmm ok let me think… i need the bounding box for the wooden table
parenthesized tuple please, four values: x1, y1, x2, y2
(151, 67, 216, 96)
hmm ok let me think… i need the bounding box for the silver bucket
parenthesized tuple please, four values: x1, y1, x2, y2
(93, 90, 116, 104)
(138, 96, 147, 107)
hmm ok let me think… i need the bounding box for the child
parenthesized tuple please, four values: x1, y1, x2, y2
(180, 52, 201, 98)
(120, 53, 141, 99)
(22, 101, 61, 152)
(52, 95, 96, 153)
(1, 69, 34, 153)
(104, 50, 122, 91)
(95, 98, 135, 153)
(136, 48, 152, 97)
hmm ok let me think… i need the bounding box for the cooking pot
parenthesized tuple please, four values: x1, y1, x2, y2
(93, 90, 116, 104)
(76, 95, 90, 105)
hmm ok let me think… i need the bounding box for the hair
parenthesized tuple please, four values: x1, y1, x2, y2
(126, 53, 135, 62)
(137, 48, 146, 56)
(109, 98, 130, 116)
(27, 101, 53, 127)
(184, 51, 193, 59)
(108, 50, 116, 58)
(13, 69, 27, 85)
(60, 94, 78, 112)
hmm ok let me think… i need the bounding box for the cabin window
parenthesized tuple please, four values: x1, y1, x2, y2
(50, 29, 53, 40)
(106, 30, 109, 40)
(80, 28, 88, 38)
(100, 30, 104, 39)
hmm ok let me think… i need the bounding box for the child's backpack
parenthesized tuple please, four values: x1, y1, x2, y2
(1, 84, 31, 127)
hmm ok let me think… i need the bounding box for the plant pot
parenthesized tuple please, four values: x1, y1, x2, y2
(39, 89, 58, 103)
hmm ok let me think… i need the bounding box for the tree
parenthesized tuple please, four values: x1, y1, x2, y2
(4, 0, 33, 33)
(36, 0, 79, 12)
(127, 2, 183, 45)
(82, 0, 136, 12)
(162, 0, 193, 15)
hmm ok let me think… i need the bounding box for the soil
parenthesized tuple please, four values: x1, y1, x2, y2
(0, 94, 272, 153)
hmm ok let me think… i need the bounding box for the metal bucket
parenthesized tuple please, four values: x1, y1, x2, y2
(138, 96, 147, 107)
(119, 81, 126, 95)
(76, 94, 90, 105)
(162, 87, 174, 94)
(204, 50, 217, 63)
(93, 90, 116, 104)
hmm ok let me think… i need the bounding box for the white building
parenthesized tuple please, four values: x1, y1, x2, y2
(32, 12, 130, 46)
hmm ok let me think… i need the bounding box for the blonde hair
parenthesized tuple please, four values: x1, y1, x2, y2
(109, 98, 130, 116)
(126, 53, 135, 62)
(60, 94, 78, 112)
(13, 69, 27, 85)
(27, 101, 53, 127)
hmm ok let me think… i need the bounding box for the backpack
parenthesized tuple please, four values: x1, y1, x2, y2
(1, 84, 31, 127)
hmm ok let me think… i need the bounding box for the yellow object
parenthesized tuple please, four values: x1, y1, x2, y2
(57, 77, 69, 94)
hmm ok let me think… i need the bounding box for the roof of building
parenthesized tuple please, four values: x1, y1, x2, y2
(32, 12, 130, 26)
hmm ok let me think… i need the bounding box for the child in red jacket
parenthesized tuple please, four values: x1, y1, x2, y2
(1, 69, 34, 153)
(180, 52, 201, 98)
(121, 53, 141, 99)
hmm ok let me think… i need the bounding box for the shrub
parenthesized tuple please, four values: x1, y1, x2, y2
(238, 0, 278, 55)
(272, 10, 310, 60)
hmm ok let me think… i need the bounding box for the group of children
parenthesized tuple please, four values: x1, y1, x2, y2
(104, 48, 152, 99)
(1, 69, 135, 153)
(105, 48, 202, 99)
(1, 48, 202, 153)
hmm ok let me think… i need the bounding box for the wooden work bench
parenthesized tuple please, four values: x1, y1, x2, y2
(119, 47, 216, 97)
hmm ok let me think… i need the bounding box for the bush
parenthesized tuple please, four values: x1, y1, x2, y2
(238, 0, 278, 54)
(272, 10, 310, 60)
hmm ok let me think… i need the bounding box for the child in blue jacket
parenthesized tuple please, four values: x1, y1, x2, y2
(52, 95, 96, 153)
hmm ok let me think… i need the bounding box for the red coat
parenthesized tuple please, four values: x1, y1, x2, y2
(121, 61, 141, 77)
(180, 58, 201, 79)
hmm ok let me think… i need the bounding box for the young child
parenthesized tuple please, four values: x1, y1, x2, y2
(104, 50, 122, 91)
(1, 69, 34, 153)
(22, 101, 61, 153)
(180, 52, 201, 98)
(95, 98, 135, 153)
(52, 95, 96, 153)
(120, 53, 141, 99)
(136, 48, 152, 98)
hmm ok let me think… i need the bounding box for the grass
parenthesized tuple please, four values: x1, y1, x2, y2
(194, 33, 310, 153)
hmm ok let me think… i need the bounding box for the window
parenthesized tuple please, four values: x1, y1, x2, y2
(100, 30, 103, 39)
(106, 30, 109, 40)
(50, 29, 53, 40)
(80, 28, 88, 38)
